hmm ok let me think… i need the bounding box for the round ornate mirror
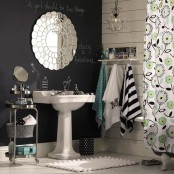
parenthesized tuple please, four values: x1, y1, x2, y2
(31, 11, 77, 70)
(13, 66, 28, 83)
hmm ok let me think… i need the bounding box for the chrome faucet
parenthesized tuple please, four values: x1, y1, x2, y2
(63, 76, 71, 91)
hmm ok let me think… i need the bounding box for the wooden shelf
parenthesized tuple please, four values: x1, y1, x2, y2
(5, 152, 36, 158)
(10, 90, 32, 95)
(98, 59, 138, 62)
(5, 103, 36, 109)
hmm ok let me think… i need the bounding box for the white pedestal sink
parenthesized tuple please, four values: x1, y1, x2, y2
(33, 91, 95, 160)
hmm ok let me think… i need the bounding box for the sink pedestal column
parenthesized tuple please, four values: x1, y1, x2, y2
(48, 111, 80, 160)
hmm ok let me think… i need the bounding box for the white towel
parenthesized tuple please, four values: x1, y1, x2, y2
(103, 64, 124, 130)
(23, 114, 37, 125)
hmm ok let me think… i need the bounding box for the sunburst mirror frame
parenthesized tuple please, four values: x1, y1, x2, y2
(31, 11, 77, 70)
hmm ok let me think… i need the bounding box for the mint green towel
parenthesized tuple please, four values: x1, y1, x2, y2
(92, 64, 106, 127)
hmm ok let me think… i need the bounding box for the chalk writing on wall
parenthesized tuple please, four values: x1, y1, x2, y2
(73, 41, 95, 64)
(25, 0, 85, 16)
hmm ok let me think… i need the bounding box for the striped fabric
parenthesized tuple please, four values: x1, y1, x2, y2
(119, 64, 141, 137)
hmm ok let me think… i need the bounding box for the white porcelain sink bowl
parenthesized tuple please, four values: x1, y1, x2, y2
(33, 90, 90, 103)
(51, 94, 95, 111)
(33, 90, 95, 160)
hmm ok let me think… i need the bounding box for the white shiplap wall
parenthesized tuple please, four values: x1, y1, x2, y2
(101, 0, 158, 158)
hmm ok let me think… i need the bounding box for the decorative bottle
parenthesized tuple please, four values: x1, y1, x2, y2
(109, 49, 115, 59)
(105, 48, 109, 59)
(73, 84, 79, 95)
(42, 76, 48, 90)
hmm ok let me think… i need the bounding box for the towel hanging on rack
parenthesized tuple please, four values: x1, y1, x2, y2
(92, 64, 106, 130)
(119, 64, 141, 137)
(103, 64, 124, 131)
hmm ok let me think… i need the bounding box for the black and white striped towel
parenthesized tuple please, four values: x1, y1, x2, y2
(119, 64, 141, 137)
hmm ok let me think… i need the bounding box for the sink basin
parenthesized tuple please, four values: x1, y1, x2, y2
(33, 90, 95, 110)
(51, 94, 95, 111)
(32, 90, 95, 160)
(33, 90, 88, 103)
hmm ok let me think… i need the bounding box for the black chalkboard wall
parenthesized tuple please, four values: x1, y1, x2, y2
(0, 0, 101, 146)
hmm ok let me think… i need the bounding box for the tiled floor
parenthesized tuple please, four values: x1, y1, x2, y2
(0, 153, 174, 174)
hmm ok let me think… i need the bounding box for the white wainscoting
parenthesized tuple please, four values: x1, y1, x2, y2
(0, 142, 55, 161)
(0, 137, 158, 161)
(100, 0, 156, 158)
(103, 122, 159, 158)
(0, 141, 78, 161)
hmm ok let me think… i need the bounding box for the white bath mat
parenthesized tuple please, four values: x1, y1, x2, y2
(45, 156, 139, 172)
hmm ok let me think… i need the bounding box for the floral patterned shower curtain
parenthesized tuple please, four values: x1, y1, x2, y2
(144, 0, 174, 154)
